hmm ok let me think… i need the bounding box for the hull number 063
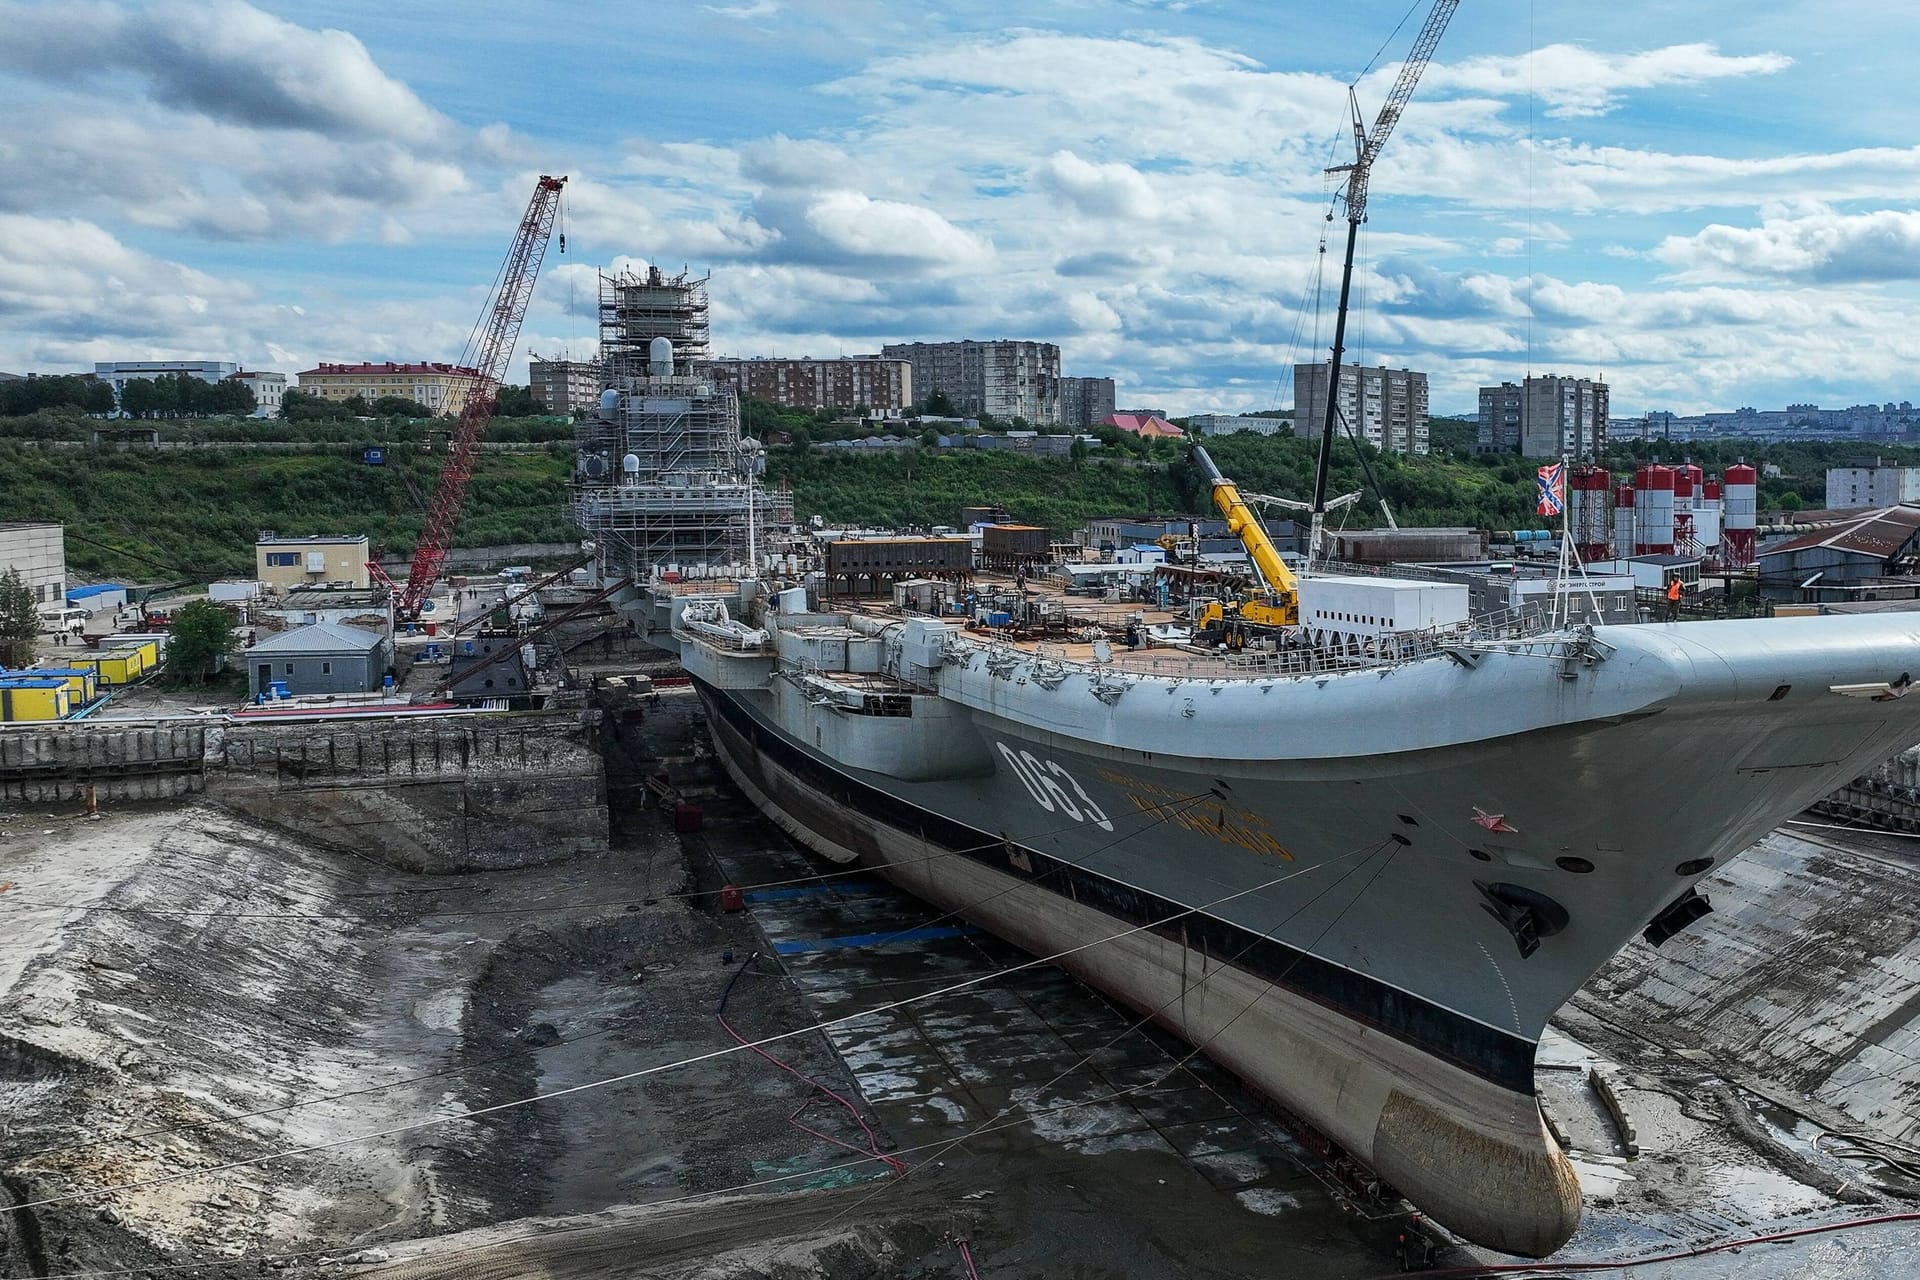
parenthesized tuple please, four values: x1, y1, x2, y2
(997, 743, 1114, 831)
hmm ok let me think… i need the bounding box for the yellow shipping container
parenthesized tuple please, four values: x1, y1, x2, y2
(118, 639, 160, 668)
(76, 651, 141, 686)
(30, 668, 99, 700)
(0, 681, 72, 721)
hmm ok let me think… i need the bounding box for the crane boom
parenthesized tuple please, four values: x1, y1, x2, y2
(1310, 1, 1456, 564)
(399, 174, 567, 618)
(1339, 0, 1459, 224)
(1190, 445, 1298, 602)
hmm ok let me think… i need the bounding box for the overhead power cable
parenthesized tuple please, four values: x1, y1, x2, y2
(4, 796, 1296, 1219)
(1, 790, 1215, 1176)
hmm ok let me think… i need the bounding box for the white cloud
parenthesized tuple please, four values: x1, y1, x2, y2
(0, 0, 448, 144)
(1428, 42, 1793, 119)
(803, 191, 994, 266)
(1035, 152, 1161, 220)
(1652, 208, 1920, 283)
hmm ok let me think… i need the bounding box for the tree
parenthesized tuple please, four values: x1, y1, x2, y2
(0, 374, 115, 417)
(920, 427, 940, 448)
(163, 599, 235, 684)
(0, 568, 37, 667)
(493, 384, 540, 417)
(790, 425, 812, 454)
(213, 377, 257, 416)
(372, 395, 433, 418)
(923, 389, 957, 417)
(119, 377, 154, 419)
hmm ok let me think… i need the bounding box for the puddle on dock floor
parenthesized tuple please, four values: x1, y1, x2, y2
(694, 802, 1920, 1278)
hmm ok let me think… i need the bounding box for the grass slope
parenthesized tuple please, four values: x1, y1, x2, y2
(0, 440, 578, 580)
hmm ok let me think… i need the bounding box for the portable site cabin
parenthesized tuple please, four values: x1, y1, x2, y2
(246, 621, 392, 700)
(112, 638, 160, 669)
(0, 678, 72, 721)
(29, 667, 99, 701)
(74, 646, 147, 686)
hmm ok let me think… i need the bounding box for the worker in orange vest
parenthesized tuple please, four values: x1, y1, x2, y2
(1665, 577, 1683, 620)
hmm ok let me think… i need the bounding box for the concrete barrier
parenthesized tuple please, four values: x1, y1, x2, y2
(1587, 1066, 1638, 1158)
(0, 711, 610, 873)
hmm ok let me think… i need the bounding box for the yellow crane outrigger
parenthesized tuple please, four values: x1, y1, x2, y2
(1189, 445, 1299, 640)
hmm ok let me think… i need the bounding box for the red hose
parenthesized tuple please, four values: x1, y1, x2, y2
(716, 1012, 906, 1176)
(957, 1238, 982, 1279)
(1363, 1209, 1920, 1278)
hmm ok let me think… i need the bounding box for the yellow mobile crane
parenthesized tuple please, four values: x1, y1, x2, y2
(1189, 445, 1299, 645)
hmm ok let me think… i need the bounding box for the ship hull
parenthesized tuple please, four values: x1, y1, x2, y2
(652, 607, 1920, 1258)
(696, 678, 1582, 1256)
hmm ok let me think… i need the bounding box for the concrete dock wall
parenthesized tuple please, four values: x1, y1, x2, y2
(206, 713, 609, 872)
(0, 723, 206, 802)
(0, 713, 609, 872)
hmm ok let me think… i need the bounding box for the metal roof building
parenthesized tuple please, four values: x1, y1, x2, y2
(1756, 504, 1920, 598)
(246, 621, 392, 701)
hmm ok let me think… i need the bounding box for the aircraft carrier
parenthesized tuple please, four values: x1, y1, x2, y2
(572, 290, 1920, 1255)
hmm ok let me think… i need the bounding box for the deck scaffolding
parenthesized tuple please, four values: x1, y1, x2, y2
(573, 266, 769, 581)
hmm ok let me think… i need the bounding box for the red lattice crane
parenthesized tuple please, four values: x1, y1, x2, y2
(397, 174, 567, 619)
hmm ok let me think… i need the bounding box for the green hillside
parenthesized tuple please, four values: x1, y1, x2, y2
(0, 432, 578, 580)
(767, 433, 1548, 535)
(4, 402, 1886, 582)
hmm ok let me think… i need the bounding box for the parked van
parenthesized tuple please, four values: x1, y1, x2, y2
(37, 606, 89, 634)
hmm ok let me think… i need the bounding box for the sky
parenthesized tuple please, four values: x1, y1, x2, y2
(2, 0, 1919, 418)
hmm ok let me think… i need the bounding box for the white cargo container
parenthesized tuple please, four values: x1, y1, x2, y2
(1296, 576, 1469, 641)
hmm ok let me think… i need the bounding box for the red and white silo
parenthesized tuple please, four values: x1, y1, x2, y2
(1568, 465, 1611, 562)
(1723, 463, 1758, 567)
(1634, 464, 1675, 554)
(1613, 482, 1636, 560)
(1672, 466, 1699, 555)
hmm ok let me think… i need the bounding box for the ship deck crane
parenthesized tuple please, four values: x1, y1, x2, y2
(1309, 0, 1457, 563)
(394, 174, 567, 620)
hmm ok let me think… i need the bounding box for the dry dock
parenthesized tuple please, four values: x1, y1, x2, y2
(4, 677, 1920, 1277)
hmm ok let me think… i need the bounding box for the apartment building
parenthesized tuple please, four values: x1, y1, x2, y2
(296, 362, 480, 416)
(1478, 375, 1609, 458)
(881, 340, 1061, 425)
(704, 356, 912, 416)
(1293, 363, 1429, 455)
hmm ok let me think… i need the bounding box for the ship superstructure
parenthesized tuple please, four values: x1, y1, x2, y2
(572, 267, 768, 583)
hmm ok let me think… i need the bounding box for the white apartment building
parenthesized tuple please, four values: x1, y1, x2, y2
(1293, 363, 1429, 455)
(881, 340, 1062, 425)
(232, 370, 287, 417)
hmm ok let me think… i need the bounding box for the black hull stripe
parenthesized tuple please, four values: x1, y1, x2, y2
(697, 679, 1535, 1094)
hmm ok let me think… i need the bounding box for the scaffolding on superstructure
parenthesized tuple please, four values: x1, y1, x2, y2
(600, 265, 709, 378)
(573, 265, 767, 581)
